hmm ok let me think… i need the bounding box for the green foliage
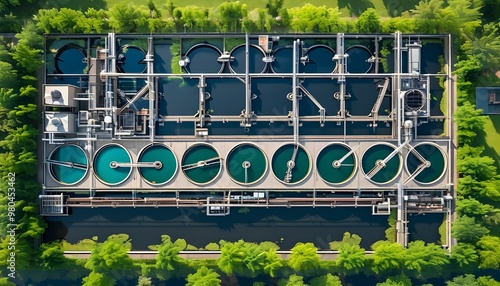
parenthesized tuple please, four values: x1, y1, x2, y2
(62, 238, 98, 251)
(0, 62, 17, 90)
(37, 242, 67, 270)
(329, 232, 362, 250)
(186, 266, 221, 286)
(404, 241, 449, 278)
(450, 243, 478, 268)
(262, 248, 283, 278)
(205, 242, 220, 250)
(278, 274, 307, 286)
(309, 273, 342, 286)
(357, 8, 381, 32)
(376, 274, 412, 286)
(371, 241, 405, 274)
(451, 216, 490, 244)
(108, 3, 149, 33)
(137, 275, 153, 286)
(174, 238, 187, 250)
(0, 277, 16, 286)
(288, 242, 320, 273)
(266, 0, 284, 17)
(214, 1, 248, 32)
(454, 102, 486, 146)
(336, 243, 367, 273)
(217, 240, 248, 275)
(476, 235, 500, 269)
(259, 241, 280, 251)
(156, 236, 182, 271)
(82, 271, 116, 286)
(84, 235, 134, 272)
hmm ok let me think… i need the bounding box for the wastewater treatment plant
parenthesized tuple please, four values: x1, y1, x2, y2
(40, 33, 456, 250)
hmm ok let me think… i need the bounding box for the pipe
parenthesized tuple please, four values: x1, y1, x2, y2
(292, 39, 300, 144)
(147, 36, 155, 142)
(242, 33, 252, 128)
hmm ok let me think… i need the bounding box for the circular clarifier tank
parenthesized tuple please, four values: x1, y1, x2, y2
(271, 143, 311, 185)
(345, 45, 373, 73)
(184, 44, 223, 74)
(361, 143, 402, 184)
(406, 142, 446, 184)
(316, 143, 357, 184)
(301, 45, 336, 73)
(138, 144, 178, 185)
(271, 47, 293, 73)
(226, 143, 268, 185)
(229, 44, 267, 74)
(93, 144, 132, 185)
(48, 145, 88, 185)
(181, 143, 222, 185)
(54, 44, 87, 74)
(117, 45, 146, 73)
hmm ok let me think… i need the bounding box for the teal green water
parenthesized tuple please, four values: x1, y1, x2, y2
(139, 145, 177, 185)
(362, 144, 401, 184)
(182, 144, 221, 184)
(226, 144, 267, 184)
(94, 145, 132, 185)
(316, 144, 356, 184)
(272, 144, 311, 184)
(50, 145, 88, 185)
(407, 144, 445, 184)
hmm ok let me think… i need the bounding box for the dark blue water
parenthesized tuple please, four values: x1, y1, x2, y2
(55, 44, 87, 74)
(206, 78, 245, 115)
(229, 45, 267, 74)
(301, 45, 336, 73)
(345, 78, 390, 116)
(346, 46, 373, 73)
(118, 46, 146, 73)
(154, 44, 172, 73)
(44, 207, 389, 250)
(184, 45, 223, 74)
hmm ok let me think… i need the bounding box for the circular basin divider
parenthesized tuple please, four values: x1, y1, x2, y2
(138, 144, 178, 185)
(48, 144, 89, 185)
(226, 143, 268, 185)
(316, 143, 358, 185)
(181, 143, 222, 185)
(361, 143, 402, 184)
(345, 45, 373, 73)
(301, 45, 337, 73)
(183, 44, 224, 74)
(228, 44, 268, 74)
(93, 143, 133, 185)
(405, 142, 446, 184)
(271, 143, 312, 185)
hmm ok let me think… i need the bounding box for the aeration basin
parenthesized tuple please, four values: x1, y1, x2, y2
(48, 145, 88, 185)
(316, 143, 357, 184)
(138, 144, 178, 185)
(117, 46, 146, 73)
(271, 47, 293, 73)
(184, 44, 223, 74)
(55, 44, 87, 74)
(302, 45, 336, 73)
(226, 143, 268, 185)
(229, 45, 267, 74)
(406, 143, 446, 184)
(271, 143, 311, 184)
(361, 143, 402, 184)
(181, 143, 222, 185)
(93, 144, 132, 185)
(346, 45, 373, 73)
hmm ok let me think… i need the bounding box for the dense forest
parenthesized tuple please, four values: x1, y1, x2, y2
(0, 0, 500, 285)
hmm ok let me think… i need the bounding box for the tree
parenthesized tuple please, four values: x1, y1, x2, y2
(186, 266, 221, 286)
(84, 235, 133, 272)
(263, 248, 283, 278)
(450, 243, 479, 269)
(77, 8, 110, 33)
(155, 235, 182, 271)
(371, 241, 405, 274)
(266, 0, 284, 17)
(336, 243, 367, 273)
(278, 274, 307, 286)
(357, 8, 381, 32)
(217, 240, 247, 275)
(376, 274, 412, 286)
(215, 1, 247, 32)
(452, 215, 489, 244)
(288, 242, 320, 273)
(37, 242, 67, 270)
(82, 271, 116, 286)
(454, 102, 486, 146)
(477, 235, 500, 269)
(309, 274, 342, 286)
(404, 240, 449, 278)
(0, 63, 17, 90)
(447, 274, 481, 286)
(108, 3, 149, 33)
(165, 0, 176, 18)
